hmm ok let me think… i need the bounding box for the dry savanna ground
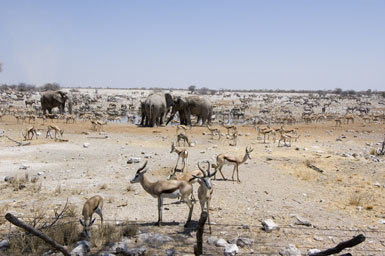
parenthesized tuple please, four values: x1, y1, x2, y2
(0, 115, 384, 255)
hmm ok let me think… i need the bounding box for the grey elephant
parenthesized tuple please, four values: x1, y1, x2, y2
(40, 90, 73, 115)
(141, 93, 173, 127)
(167, 96, 212, 126)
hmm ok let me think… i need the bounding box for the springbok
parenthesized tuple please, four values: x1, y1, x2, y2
(79, 195, 104, 239)
(194, 161, 217, 233)
(212, 147, 253, 182)
(130, 161, 194, 226)
(170, 142, 188, 171)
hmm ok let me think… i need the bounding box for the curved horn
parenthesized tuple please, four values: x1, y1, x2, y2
(197, 162, 207, 177)
(137, 161, 148, 173)
(205, 160, 211, 177)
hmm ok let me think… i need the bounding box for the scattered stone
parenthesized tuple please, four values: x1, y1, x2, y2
(207, 236, 218, 245)
(313, 235, 323, 241)
(0, 240, 9, 249)
(127, 157, 141, 164)
(236, 237, 254, 247)
(202, 132, 207, 135)
(165, 248, 177, 256)
(19, 164, 29, 170)
(291, 215, 312, 227)
(224, 243, 239, 256)
(137, 232, 173, 247)
(262, 219, 279, 232)
(308, 248, 321, 255)
(37, 171, 44, 176)
(83, 143, 90, 148)
(200, 150, 206, 154)
(215, 238, 228, 247)
(374, 182, 381, 187)
(279, 244, 301, 256)
(116, 247, 146, 256)
(378, 219, 385, 224)
(71, 240, 90, 256)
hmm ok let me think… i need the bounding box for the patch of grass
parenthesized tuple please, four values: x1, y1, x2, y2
(349, 191, 374, 207)
(55, 184, 62, 194)
(91, 223, 123, 248)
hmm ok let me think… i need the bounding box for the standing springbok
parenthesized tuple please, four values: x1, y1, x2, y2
(170, 142, 188, 171)
(194, 161, 217, 233)
(79, 195, 104, 239)
(130, 161, 194, 226)
(212, 147, 253, 182)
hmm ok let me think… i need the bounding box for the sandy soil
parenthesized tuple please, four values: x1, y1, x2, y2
(0, 115, 384, 255)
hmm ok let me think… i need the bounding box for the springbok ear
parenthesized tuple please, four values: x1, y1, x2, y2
(90, 218, 96, 226)
(79, 219, 85, 226)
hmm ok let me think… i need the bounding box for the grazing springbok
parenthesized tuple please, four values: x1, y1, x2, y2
(46, 125, 64, 139)
(79, 195, 104, 239)
(22, 126, 38, 140)
(170, 142, 188, 171)
(212, 147, 253, 182)
(130, 161, 194, 226)
(194, 161, 217, 233)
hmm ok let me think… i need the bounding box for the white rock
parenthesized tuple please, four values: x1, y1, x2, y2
(262, 219, 279, 232)
(215, 238, 228, 247)
(83, 143, 90, 148)
(224, 243, 239, 255)
(279, 244, 301, 256)
(308, 248, 321, 255)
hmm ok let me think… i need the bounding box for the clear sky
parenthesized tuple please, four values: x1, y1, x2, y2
(1, 1, 384, 90)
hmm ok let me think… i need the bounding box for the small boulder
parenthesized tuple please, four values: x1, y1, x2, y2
(262, 219, 279, 232)
(83, 143, 90, 148)
(127, 157, 141, 164)
(279, 244, 301, 256)
(224, 243, 239, 256)
(215, 238, 228, 247)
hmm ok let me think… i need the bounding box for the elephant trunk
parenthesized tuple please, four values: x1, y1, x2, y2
(166, 111, 176, 125)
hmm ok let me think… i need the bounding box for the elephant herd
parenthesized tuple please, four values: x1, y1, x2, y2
(140, 93, 213, 127)
(39, 90, 212, 127)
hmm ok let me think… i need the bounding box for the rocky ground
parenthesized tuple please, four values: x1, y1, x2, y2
(0, 115, 384, 255)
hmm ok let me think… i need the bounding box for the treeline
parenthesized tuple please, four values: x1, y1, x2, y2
(0, 83, 61, 92)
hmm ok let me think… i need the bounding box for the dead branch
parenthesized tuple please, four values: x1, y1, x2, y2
(5, 213, 70, 256)
(6, 136, 30, 146)
(194, 211, 208, 256)
(40, 199, 69, 230)
(309, 234, 365, 256)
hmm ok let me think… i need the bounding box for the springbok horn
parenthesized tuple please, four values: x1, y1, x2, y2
(137, 161, 148, 173)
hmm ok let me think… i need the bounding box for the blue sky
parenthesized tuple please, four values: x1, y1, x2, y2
(1, 1, 384, 90)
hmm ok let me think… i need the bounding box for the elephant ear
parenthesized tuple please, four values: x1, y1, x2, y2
(165, 93, 173, 108)
(53, 92, 65, 103)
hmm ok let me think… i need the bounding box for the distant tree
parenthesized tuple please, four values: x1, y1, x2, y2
(41, 83, 61, 91)
(334, 88, 343, 94)
(198, 87, 210, 95)
(188, 85, 196, 94)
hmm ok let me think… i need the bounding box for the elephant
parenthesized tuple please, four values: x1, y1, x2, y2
(40, 90, 73, 115)
(167, 96, 212, 126)
(140, 93, 173, 127)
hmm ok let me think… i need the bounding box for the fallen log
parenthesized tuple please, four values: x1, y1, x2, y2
(6, 136, 30, 146)
(309, 234, 365, 256)
(5, 213, 70, 256)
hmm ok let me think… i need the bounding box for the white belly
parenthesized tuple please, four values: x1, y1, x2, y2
(162, 190, 181, 199)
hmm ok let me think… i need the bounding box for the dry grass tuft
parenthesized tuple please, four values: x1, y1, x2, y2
(349, 191, 374, 207)
(100, 184, 108, 190)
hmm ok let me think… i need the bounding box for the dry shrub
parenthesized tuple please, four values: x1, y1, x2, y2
(91, 223, 122, 248)
(55, 185, 62, 194)
(8, 204, 80, 255)
(349, 191, 374, 207)
(100, 184, 108, 190)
